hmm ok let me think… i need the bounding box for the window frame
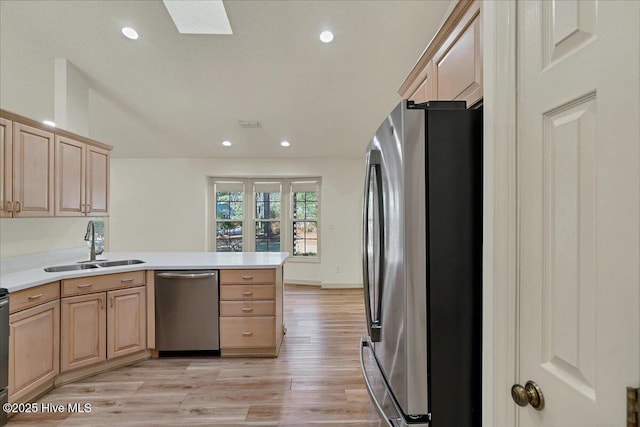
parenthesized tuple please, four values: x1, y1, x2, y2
(211, 180, 246, 253)
(290, 180, 321, 262)
(208, 177, 321, 263)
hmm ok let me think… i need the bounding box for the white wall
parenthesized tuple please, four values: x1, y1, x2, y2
(110, 157, 364, 287)
(0, 218, 91, 258)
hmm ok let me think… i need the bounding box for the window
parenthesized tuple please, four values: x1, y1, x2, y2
(254, 182, 282, 252)
(208, 177, 320, 260)
(291, 181, 319, 257)
(214, 181, 244, 252)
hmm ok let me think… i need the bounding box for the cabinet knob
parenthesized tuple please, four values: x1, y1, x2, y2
(242, 331, 253, 336)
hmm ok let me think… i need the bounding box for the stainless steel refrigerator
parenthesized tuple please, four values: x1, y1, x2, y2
(359, 100, 482, 426)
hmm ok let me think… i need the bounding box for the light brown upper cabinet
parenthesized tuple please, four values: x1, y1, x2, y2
(432, 1, 482, 106)
(1, 117, 56, 217)
(409, 61, 435, 104)
(0, 109, 112, 218)
(11, 123, 55, 217)
(0, 117, 13, 218)
(399, 0, 483, 108)
(55, 135, 109, 217)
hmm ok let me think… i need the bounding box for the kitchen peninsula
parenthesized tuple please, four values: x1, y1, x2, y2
(1, 251, 288, 405)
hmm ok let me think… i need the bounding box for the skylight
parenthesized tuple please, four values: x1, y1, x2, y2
(163, 0, 233, 35)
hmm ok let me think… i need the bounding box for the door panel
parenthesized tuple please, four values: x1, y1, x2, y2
(87, 146, 109, 216)
(517, 1, 640, 425)
(61, 293, 106, 372)
(8, 300, 59, 402)
(107, 286, 146, 359)
(0, 117, 12, 217)
(12, 123, 54, 217)
(55, 136, 85, 216)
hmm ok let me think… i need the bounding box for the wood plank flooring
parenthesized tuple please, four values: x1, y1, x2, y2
(9, 285, 383, 426)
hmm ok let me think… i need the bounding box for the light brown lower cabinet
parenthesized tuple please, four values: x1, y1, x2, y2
(60, 293, 107, 371)
(8, 299, 60, 402)
(107, 286, 146, 359)
(61, 286, 146, 372)
(219, 267, 284, 357)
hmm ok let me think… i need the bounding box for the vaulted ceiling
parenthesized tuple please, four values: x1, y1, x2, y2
(0, 0, 450, 158)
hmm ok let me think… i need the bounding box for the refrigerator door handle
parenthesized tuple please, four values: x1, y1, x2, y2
(372, 153, 385, 339)
(362, 159, 374, 339)
(363, 150, 383, 342)
(360, 338, 395, 427)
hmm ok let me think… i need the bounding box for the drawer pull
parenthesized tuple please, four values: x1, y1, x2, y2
(77, 284, 93, 289)
(242, 331, 253, 336)
(242, 291, 253, 296)
(241, 275, 253, 280)
(241, 307, 253, 312)
(120, 278, 134, 283)
(27, 294, 43, 300)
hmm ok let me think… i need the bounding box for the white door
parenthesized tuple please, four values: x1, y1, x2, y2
(517, 1, 640, 426)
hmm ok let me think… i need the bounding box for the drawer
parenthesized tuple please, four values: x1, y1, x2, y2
(220, 269, 275, 285)
(220, 284, 275, 301)
(220, 300, 275, 317)
(62, 270, 145, 296)
(220, 317, 275, 349)
(10, 282, 60, 314)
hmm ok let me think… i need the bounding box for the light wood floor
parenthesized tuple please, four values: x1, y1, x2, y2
(9, 285, 382, 426)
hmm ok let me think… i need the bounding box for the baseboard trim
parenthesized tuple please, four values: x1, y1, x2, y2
(285, 281, 363, 289)
(321, 283, 363, 289)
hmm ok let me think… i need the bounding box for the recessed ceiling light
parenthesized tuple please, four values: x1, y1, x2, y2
(122, 27, 139, 40)
(42, 120, 56, 127)
(280, 141, 291, 147)
(222, 140, 232, 147)
(319, 31, 334, 43)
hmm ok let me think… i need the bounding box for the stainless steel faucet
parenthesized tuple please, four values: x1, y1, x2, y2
(84, 220, 97, 262)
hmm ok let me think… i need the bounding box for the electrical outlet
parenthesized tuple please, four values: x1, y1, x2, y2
(336, 266, 341, 273)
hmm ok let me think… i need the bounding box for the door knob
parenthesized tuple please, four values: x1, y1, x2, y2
(511, 381, 545, 410)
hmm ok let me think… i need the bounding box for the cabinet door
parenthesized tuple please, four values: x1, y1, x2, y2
(86, 145, 109, 216)
(55, 135, 86, 217)
(433, 2, 482, 107)
(409, 61, 435, 103)
(107, 286, 146, 359)
(12, 123, 54, 217)
(61, 293, 106, 372)
(9, 300, 60, 402)
(0, 117, 12, 218)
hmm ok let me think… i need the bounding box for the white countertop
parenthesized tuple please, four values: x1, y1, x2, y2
(0, 251, 289, 293)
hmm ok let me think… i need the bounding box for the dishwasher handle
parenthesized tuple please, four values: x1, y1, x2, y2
(157, 272, 217, 279)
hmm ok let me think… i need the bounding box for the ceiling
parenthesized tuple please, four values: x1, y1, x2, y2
(0, 0, 450, 159)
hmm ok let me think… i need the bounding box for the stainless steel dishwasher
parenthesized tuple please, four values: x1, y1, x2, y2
(155, 270, 219, 352)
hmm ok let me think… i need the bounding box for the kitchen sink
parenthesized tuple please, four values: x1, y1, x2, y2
(44, 264, 100, 272)
(95, 259, 145, 267)
(44, 259, 145, 272)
